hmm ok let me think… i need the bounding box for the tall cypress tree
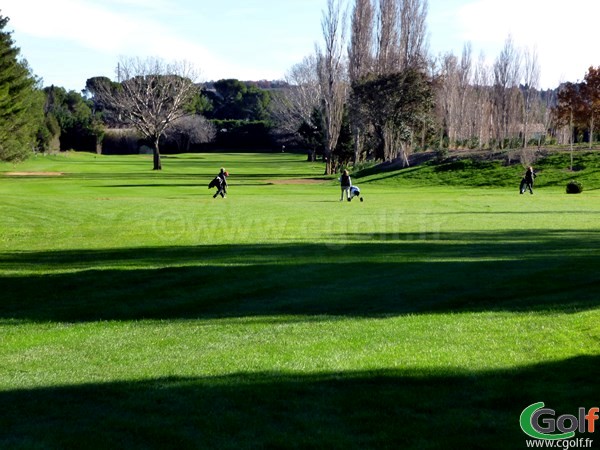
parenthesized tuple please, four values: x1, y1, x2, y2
(0, 13, 43, 162)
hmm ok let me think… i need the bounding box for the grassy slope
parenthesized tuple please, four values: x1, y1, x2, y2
(0, 151, 599, 449)
(357, 150, 600, 191)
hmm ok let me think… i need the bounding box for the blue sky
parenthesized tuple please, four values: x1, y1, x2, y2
(2, 0, 598, 91)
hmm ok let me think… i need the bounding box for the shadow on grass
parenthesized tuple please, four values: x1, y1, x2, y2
(0, 230, 599, 323)
(1, 356, 598, 449)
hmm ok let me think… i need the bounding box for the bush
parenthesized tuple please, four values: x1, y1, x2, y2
(102, 128, 140, 155)
(566, 180, 583, 194)
(435, 148, 449, 162)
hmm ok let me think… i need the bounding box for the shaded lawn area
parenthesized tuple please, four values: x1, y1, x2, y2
(1, 357, 598, 449)
(1, 229, 598, 448)
(0, 229, 598, 322)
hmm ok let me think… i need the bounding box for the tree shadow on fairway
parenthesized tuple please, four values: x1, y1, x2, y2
(1, 356, 598, 449)
(0, 229, 599, 323)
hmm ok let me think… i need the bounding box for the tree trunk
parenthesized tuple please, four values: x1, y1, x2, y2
(570, 110, 574, 171)
(400, 142, 410, 167)
(153, 137, 162, 171)
(523, 110, 528, 149)
(353, 125, 361, 164)
(324, 152, 335, 175)
(95, 136, 103, 155)
(590, 114, 595, 150)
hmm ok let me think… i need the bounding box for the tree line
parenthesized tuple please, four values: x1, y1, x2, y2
(0, 12, 277, 166)
(272, 0, 600, 174)
(1, 6, 599, 172)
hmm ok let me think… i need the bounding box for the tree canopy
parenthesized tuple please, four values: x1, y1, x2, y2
(204, 79, 271, 121)
(43, 85, 103, 152)
(353, 69, 434, 164)
(553, 67, 600, 149)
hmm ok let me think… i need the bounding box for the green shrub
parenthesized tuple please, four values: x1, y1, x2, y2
(435, 148, 449, 162)
(566, 180, 583, 194)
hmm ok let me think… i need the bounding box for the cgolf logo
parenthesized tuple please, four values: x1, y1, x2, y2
(520, 402, 599, 440)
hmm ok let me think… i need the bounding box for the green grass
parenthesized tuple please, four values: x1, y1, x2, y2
(357, 150, 600, 191)
(0, 151, 599, 449)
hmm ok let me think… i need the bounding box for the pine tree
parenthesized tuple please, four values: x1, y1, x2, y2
(0, 13, 43, 162)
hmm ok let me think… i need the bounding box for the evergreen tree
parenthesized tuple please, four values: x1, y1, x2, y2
(44, 85, 104, 152)
(353, 69, 434, 165)
(0, 13, 43, 161)
(207, 79, 271, 121)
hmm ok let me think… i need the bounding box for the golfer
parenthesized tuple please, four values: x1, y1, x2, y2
(212, 168, 229, 199)
(349, 185, 362, 202)
(520, 166, 536, 194)
(339, 169, 351, 202)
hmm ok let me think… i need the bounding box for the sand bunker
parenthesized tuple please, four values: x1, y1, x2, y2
(4, 172, 64, 176)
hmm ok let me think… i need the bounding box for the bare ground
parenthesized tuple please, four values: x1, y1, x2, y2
(4, 172, 64, 176)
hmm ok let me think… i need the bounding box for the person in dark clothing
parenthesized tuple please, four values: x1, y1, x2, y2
(211, 168, 228, 198)
(339, 169, 351, 202)
(520, 166, 536, 194)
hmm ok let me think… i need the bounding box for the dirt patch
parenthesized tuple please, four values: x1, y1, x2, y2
(5, 172, 64, 176)
(266, 178, 327, 185)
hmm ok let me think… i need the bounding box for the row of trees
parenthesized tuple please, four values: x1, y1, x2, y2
(434, 38, 548, 152)
(271, 0, 433, 173)
(2, 5, 600, 171)
(0, 13, 129, 161)
(0, 11, 277, 166)
(84, 66, 276, 169)
(271, 0, 600, 174)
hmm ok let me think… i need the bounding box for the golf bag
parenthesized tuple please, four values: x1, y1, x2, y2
(208, 176, 223, 190)
(520, 177, 533, 194)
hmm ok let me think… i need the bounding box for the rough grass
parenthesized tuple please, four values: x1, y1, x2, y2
(0, 151, 599, 449)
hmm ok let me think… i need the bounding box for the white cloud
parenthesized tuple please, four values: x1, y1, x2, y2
(2, 0, 239, 81)
(456, 0, 600, 88)
(1, 0, 321, 87)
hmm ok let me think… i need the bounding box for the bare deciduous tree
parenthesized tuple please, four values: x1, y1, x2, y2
(94, 57, 199, 170)
(348, 0, 375, 162)
(375, 0, 399, 74)
(435, 44, 477, 150)
(456, 43, 473, 144)
(398, 0, 428, 70)
(164, 115, 216, 153)
(522, 46, 541, 149)
(493, 36, 522, 148)
(375, 0, 428, 74)
(317, 0, 349, 174)
(348, 0, 375, 82)
(473, 51, 492, 149)
(270, 55, 321, 143)
(435, 52, 458, 148)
